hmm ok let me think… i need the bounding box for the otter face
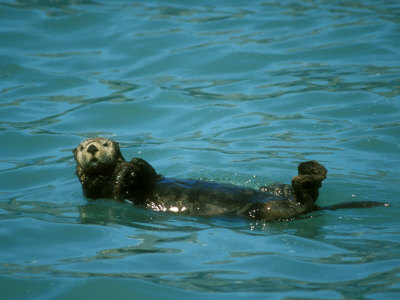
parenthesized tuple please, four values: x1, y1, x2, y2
(73, 138, 123, 174)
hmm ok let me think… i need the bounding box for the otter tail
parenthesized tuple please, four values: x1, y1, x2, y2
(319, 201, 390, 211)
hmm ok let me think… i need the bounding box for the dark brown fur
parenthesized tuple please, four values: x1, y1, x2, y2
(73, 138, 388, 221)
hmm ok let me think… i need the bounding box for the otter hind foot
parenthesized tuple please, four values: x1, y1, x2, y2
(292, 161, 327, 206)
(298, 160, 327, 179)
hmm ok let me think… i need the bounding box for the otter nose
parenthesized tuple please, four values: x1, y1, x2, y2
(87, 144, 98, 155)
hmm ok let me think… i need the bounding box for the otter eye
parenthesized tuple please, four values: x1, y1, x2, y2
(79, 146, 84, 151)
(103, 142, 109, 147)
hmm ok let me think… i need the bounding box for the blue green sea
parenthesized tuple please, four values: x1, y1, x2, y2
(1, 1, 399, 299)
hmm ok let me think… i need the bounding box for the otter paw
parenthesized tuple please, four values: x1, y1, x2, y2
(291, 173, 325, 205)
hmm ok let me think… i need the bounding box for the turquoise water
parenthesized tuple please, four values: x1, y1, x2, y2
(1, 0, 400, 299)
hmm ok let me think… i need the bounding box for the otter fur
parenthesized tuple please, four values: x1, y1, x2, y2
(73, 137, 388, 221)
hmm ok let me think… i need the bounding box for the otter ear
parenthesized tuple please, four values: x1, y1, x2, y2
(112, 140, 125, 161)
(112, 140, 121, 151)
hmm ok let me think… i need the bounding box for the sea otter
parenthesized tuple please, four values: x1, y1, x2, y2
(73, 137, 388, 221)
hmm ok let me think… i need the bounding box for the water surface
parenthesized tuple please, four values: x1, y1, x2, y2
(1, 1, 400, 299)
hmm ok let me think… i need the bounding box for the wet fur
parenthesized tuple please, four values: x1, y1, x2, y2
(73, 138, 389, 221)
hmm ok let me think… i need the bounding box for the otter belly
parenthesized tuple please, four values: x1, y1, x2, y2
(142, 178, 303, 220)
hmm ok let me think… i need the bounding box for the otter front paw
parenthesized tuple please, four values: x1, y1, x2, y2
(113, 159, 159, 201)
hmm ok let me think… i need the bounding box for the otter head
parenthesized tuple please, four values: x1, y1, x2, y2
(73, 137, 124, 175)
